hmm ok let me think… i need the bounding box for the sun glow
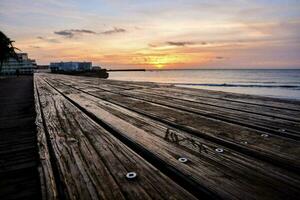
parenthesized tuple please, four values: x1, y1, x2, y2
(143, 54, 189, 69)
(155, 64, 164, 68)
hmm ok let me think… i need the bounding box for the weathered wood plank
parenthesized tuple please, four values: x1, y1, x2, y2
(35, 76, 197, 200)
(120, 90, 300, 138)
(44, 75, 300, 172)
(47, 74, 300, 128)
(40, 74, 300, 200)
(156, 86, 300, 112)
(93, 92, 300, 169)
(34, 77, 59, 200)
(68, 83, 300, 139)
(63, 75, 300, 122)
(51, 73, 300, 112)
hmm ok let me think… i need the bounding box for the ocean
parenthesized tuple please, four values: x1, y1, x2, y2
(109, 69, 300, 101)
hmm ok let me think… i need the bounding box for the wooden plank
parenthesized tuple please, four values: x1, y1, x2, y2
(91, 92, 300, 169)
(46, 74, 300, 123)
(140, 87, 300, 120)
(50, 74, 300, 112)
(66, 75, 300, 122)
(34, 75, 59, 200)
(156, 86, 300, 112)
(61, 81, 299, 139)
(118, 90, 300, 139)
(44, 76, 300, 172)
(47, 74, 161, 91)
(39, 74, 300, 200)
(35, 76, 197, 200)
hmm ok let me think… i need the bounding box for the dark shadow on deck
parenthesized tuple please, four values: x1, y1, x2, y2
(0, 76, 41, 199)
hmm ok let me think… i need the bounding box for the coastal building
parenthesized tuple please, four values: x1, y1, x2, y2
(50, 62, 92, 72)
(36, 65, 49, 70)
(35, 65, 51, 73)
(0, 53, 35, 75)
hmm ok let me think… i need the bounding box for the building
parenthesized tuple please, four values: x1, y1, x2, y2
(36, 65, 49, 70)
(35, 65, 50, 73)
(50, 62, 92, 72)
(0, 53, 35, 75)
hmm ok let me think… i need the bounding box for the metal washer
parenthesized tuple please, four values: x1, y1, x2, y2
(215, 148, 224, 153)
(178, 157, 188, 163)
(126, 172, 137, 179)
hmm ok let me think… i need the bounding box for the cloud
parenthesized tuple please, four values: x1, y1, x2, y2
(101, 27, 126, 35)
(37, 36, 60, 43)
(54, 30, 73, 38)
(166, 41, 195, 46)
(149, 41, 196, 48)
(54, 29, 96, 38)
(215, 56, 224, 59)
(53, 28, 126, 38)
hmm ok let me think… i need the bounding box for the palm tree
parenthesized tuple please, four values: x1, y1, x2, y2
(0, 31, 19, 73)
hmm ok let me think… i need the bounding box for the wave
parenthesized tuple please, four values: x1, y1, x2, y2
(175, 83, 300, 89)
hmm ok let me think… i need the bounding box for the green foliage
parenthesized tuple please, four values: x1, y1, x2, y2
(0, 31, 19, 72)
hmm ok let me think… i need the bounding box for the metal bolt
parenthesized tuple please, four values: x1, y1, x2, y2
(241, 141, 248, 145)
(215, 148, 224, 153)
(178, 157, 188, 163)
(126, 172, 137, 179)
(261, 134, 269, 138)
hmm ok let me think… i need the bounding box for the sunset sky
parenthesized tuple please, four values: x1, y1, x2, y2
(1, 0, 300, 69)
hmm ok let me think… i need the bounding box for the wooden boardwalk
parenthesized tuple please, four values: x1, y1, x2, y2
(0, 76, 41, 199)
(34, 73, 300, 199)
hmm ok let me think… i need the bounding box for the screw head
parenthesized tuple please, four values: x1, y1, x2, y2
(261, 134, 269, 138)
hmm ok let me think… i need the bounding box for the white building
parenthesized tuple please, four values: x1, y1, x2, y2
(50, 62, 92, 72)
(0, 53, 35, 75)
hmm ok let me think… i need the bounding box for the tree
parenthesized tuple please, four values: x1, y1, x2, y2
(0, 31, 19, 73)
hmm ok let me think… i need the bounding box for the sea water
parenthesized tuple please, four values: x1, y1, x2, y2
(109, 69, 300, 100)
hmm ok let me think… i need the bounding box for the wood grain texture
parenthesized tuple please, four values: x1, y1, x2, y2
(35, 76, 197, 200)
(35, 73, 300, 200)
(34, 79, 58, 200)
(44, 75, 300, 172)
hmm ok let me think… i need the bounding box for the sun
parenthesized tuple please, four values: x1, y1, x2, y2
(131, 53, 192, 69)
(155, 64, 164, 69)
(146, 55, 184, 69)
